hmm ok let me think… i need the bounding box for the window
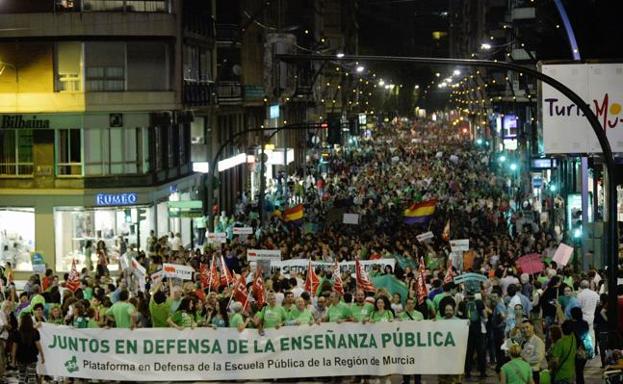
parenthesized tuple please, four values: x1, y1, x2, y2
(199, 49, 212, 82)
(57, 128, 82, 176)
(55, 42, 83, 92)
(84, 126, 150, 176)
(0, 129, 33, 176)
(0, 208, 35, 271)
(127, 42, 169, 91)
(183, 45, 200, 82)
(85, 42, 125, 91)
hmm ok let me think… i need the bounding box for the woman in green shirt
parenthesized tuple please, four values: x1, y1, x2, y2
(208, 299, 229, 329)
(370, 296, 394, 323)
(501, 344, 534, 384)
(167, 298, 196, 330)
(229, 302, 249, 331)
(47, 305, 64, 325)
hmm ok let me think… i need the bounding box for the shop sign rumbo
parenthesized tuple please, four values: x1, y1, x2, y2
(95, 193, 138, 206)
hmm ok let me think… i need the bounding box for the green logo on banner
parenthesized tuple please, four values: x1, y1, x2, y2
(65, 356, 79, 373)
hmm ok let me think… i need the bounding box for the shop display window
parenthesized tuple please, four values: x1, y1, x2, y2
(54, 206, 153, 272)
(0, 208, 35, 271)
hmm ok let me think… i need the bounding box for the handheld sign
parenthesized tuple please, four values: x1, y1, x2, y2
(233, 227, 254, 235)
(450, 239, 470, 252)
(342, 213, 360, 225)
(162, 263, 194, 280)
(207, 232, 227, 244)
(552, 243, 574, 266)
(246, 249, 282, 262)
(416, 231, 434, 242)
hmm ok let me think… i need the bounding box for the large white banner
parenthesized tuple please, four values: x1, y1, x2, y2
(38, 320, 468, 381)
(541, 63, 623, 153)
(269, 258, 395, 275)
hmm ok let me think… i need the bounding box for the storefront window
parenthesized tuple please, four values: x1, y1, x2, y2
(0, 208, 35, 271)
(54, 206, 153, 272)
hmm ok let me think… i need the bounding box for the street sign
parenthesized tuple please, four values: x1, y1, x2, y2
(168, 200, 203, 218)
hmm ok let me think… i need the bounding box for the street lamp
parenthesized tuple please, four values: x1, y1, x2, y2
(498, 155, 507, 163)
(378, 79, 385, 86)
(480, 43, 492, 50)
(336, 52, 345, 58)
(509, 163, 518, 171)
(453, 69, 461, 76)
(355, 65, 365, 73)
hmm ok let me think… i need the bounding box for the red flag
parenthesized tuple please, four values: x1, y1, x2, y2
(219, 255, 234, 287)
(209, 257, 220, 290)
(233, 274, 249, 309)
(199, 263, 210, 289)
(355, 257, 375, 292)
(304, 259, 320, 295)
(443, 258, 455, 284)
(416, 256, 428, 305)
(66, 259, 80, 292)
(441, 219, 451, 242)
(332, 261, 344, 295)
(252, 266, 265, 307)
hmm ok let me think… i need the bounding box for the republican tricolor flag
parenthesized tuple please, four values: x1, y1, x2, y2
(355, 257, 375, 292)
(403, 199, 437, 225)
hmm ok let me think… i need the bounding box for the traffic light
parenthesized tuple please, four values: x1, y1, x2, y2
(327, 113, 342, 145)
(138, 208, 147, 222)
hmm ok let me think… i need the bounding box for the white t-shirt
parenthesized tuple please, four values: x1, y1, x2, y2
(577, 288, 599, 325)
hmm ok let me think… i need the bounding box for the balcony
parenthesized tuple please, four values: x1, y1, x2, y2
(217, 81, 242, 105)
(183, 81, 217, 107)
(243, 85, 265, 105)
(0, 0, 170, 13)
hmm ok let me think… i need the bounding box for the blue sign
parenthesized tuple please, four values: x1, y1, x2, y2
(95, 193, 138, 206)
(269, 105, 280, 119)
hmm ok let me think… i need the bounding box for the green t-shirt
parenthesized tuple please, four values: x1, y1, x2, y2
(371, 310, 394, 323)
(258, 305, 288, 328)
(83, 287, 93, 301)
(149, 297, 172, 328)
(87, 318, 99, 328)
(350, 303, 374, 322)
(73, 316, 88, 329)
(106, 301, 136, 329)
(230, 313, 245, 329)
(501, 358, 533, 384)
(326, 302, 351, 322)
(287, 308, 314, 325)
(399, 310, 424, 321)
(170, 311, 194, 328)
(551, 334, 577, 381)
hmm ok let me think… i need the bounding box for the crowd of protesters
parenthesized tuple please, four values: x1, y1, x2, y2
(0, 119, 619, 384)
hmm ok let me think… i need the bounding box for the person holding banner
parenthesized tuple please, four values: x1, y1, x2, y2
(350, 290, 374, 323)
(325, 291, 351, 323)
(286, 297, 314, 326)
(255, 291, 287, 331)
(229, 301, 249, 331)
(167, 297, 196, 330)
(370, 296, 394, 323)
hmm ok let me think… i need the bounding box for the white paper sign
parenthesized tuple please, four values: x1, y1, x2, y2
(150, 270, 163, 285)
(342, 213, 360, 225)
(450, 239, 470, 252)
(131, 257, 146, 276)
(246, 249, 282, 261)
(162, 263, 195, 280)
(416, 231, 434, 242)
(552, 243, 574, 266)
(269, 259, 395, 276)
(233, 227, 254, 235)
(207, 232, 227, 244)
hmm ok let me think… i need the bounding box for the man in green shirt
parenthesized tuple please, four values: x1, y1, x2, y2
(550, 321, 577, 383)
(287, 298, 314, 325)
(255, 292, 288, 330)
(106, 290, 137, 329)
(350, 290, 374, 323)
(399, 297, 424, 321)
(325, 291, 351, 323)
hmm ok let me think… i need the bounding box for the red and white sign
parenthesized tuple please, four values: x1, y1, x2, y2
(246, 249, 282, 261)
(162, 263, 195, 280)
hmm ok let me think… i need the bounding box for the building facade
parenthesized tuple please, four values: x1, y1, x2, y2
(0, 0, 216, 275)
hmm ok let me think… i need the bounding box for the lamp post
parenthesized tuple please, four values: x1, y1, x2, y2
(277, 53, 620, 334)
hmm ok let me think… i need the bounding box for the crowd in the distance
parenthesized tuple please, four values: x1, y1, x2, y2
(0, 119, 619, 384)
